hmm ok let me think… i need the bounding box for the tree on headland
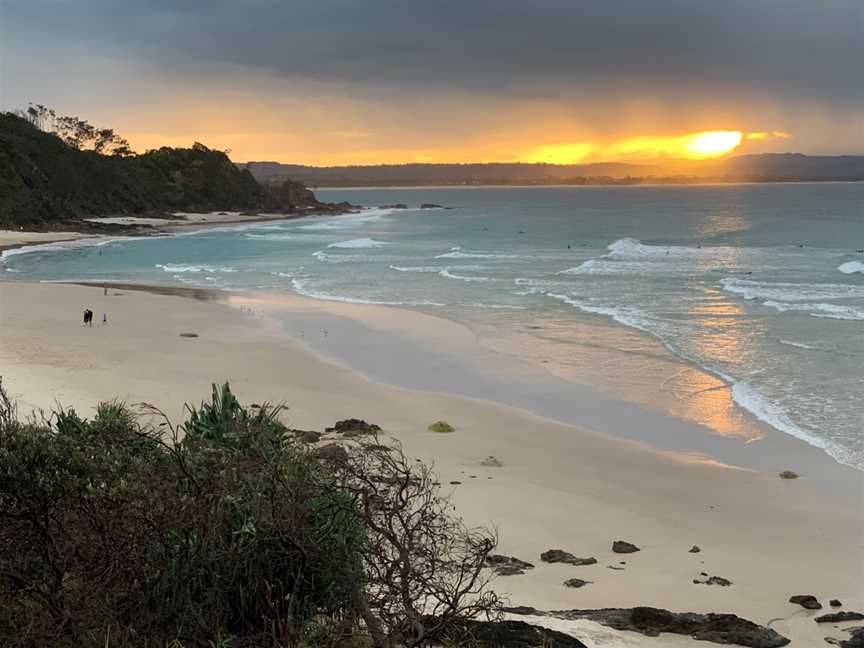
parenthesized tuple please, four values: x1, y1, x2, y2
(15, 102, 132, 156)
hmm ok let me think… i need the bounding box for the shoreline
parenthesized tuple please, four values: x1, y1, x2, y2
(17, 278, 864, 489)
(0, 280, 861, 647)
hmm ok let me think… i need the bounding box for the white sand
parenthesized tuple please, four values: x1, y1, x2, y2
(0, 281, 861, 647)
(0, 230, 94, 249)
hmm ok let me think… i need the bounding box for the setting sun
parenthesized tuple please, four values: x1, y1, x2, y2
(686, 130, 743, 157)
(522, 129, 745, 164)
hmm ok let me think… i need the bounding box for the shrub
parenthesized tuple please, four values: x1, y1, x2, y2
(0, 382, 365, 647)
(427, 420, 455, 434)
(0, 381, 499, 647)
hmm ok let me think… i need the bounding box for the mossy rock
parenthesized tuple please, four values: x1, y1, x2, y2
(428, 421, 455, 434)
(779, 470, 799, 479)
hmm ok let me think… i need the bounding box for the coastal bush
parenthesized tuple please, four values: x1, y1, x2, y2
(0, 380, 499, 648)
(0, 381, 365, 646)
(428, 420, 456, 433)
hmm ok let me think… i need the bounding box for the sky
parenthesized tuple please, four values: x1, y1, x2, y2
(1, 0, 862, 165)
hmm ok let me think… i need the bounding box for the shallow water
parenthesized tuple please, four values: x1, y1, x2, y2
(3, 184, 863, 469)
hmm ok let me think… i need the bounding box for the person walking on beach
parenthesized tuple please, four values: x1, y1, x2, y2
(102, 312, 107, 325)
(83, 309, 93, 326)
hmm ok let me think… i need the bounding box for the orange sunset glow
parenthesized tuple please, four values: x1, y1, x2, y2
(523, 130, 746, 165)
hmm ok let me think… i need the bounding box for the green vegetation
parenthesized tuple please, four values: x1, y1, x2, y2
(428, 421, 456, 434)
(778, 470, 800, 479)
(0, 106, 344, 228)
(0, 381, 498, 647)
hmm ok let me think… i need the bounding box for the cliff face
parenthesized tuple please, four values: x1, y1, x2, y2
(0, 113, 335, 228)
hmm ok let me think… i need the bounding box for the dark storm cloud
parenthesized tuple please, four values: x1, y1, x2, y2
(3, 0, 863, 105)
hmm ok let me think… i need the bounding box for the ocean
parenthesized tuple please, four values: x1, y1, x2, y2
(3, 183, 862, 469)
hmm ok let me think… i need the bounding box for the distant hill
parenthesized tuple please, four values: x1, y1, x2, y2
(239, 155, 864, 187)
(0, 112, 339, 229)
(686, 153, 864, 179)
(238, 161, 661, 186)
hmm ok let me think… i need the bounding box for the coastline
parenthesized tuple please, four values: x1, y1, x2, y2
(1, 279, 861, 646)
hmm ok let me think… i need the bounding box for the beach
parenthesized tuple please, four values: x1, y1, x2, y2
(1, 279, 861, 647)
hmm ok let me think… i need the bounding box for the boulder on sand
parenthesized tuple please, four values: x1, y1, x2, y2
(540, 549, 597, 566)
(612, 540, 640, 554)
(789, 595, 822, 610)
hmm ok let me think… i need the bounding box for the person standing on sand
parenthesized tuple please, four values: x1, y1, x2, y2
(102, 313, 107, 325)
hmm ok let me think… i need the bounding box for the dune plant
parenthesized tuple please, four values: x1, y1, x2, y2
(427, 420, 455, 434)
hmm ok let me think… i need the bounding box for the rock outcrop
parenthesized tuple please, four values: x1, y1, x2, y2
(816, 612, 864, 623)
(612, 540, 640, 554)
(505, 606, 790, 647)
(448, 619, 588, 648)
(486, 554, 535, 576)
(325, 418, 381, 436)
(540, 550, 597, 566)
(789, 595, 822, 610)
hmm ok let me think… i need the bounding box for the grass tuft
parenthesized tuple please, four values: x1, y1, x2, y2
(428, 420, 456, 434)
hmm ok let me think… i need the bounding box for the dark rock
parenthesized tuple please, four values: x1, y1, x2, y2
(694, 574, 733, 587)
(607, 565, 625, 570)
(779, 470, 800, 479)
(563, 578, 592, 588)
(311, 443, 348, 464)
(449, 480, 461, 485)
(179, 332, 199, 338)
(831, 600, 843, 608)
(540, 549, 597, 566)
(790, 595, 823, 610)
(612, 540, 640, 554)
(493, 565, 525, 576)
(325, 418, 381, 436)
(298, 430, 321, 443)
(502, 605, 541, 616)
(445, 619, 587, 648)
(842, 627, 864, 648)
(486, 554, 535, 576)
(420, 203, 444, 209)
(546, 606, 790, 647)
(380, 203, 408, 209)
(816, 612, 864, 623)
(689, 545, 702, 553)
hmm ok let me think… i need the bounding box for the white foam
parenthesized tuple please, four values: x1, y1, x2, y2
(838, 260, 864, 274)
(390, 265, 441, 273)
(297, 208, 393, 231)
(606, 237, 737, 259)
(390, 264, 484, 273)
(778, 339, 818, 350)
(155, 263, 236, 274)
(721, 278, 864, 301)
(438, 269, 491, 282)
(290, 278, 444, 307)
(435, 246, 522, 260)
(762, 300, 864, 320)
(327, 238, 389, 249)
(244, 233, 300, 241)
(545, 292, 654, 333)
(0, 236, 136, 262)
(730, 382, 829, 450)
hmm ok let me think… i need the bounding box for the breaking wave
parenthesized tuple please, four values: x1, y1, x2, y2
(328, 238, 389, 249)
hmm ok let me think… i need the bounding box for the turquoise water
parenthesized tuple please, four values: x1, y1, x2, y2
(3, 184, 863, 468)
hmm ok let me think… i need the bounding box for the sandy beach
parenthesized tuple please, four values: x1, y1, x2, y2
(0, 280, 861, 647)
